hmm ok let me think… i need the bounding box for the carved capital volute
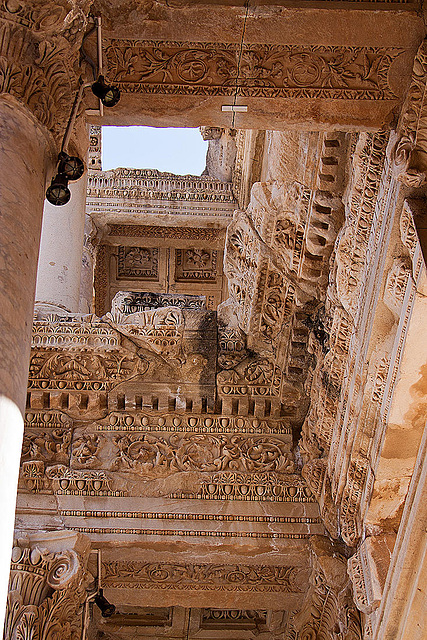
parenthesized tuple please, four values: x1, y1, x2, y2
(5, 531, 91, 640)
(392, 39, 427, 187)
(0, 1, 91, 144)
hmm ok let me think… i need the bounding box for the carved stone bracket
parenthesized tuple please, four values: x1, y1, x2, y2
(347, 535, 396, 639)
(392, 38, 427, 187)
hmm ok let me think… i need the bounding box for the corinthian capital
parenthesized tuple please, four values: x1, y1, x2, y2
(0, 1, 91, 141)
(4, 530, 91, 640)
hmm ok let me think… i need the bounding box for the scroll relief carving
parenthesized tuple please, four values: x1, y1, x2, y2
(392, 39, 427, 187)
(5, 536, 90, 640)
(28, 349, 149, 391)
(105, 40, 402, 100)
(103, 560, 306, 593)
(0, 1, 90, 137)
(109, 433, 295, 475)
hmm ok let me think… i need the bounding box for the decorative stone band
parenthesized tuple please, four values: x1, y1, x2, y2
(104, 40, 402, 101)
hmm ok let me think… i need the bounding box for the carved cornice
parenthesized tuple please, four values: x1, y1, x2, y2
(87, 169, 235, 204)
(104, 39, 402, 100)
(0, 1, 90, 140)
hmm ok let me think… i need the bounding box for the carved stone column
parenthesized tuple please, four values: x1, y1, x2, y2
(0, 1, 90, 627)
(79, 214, 99, 314)
(35, 176, 89, 315)
(4, 531, 91, 640)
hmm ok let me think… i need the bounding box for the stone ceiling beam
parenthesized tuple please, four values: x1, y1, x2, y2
(87, 4, 425, 129)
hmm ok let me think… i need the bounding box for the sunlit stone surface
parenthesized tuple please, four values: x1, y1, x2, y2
(1, 3, 427, 640)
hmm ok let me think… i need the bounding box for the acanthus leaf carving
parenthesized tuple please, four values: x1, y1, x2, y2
(0, 2, 90, 139)
(5, 534, 90, 640)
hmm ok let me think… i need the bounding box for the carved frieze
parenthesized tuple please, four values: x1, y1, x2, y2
(111, 291, 206, 314)
(110, 432, 294, 475)
(108, 224, 224, 241)
(87, 168, 235, 203)
(28, 350, 149, 391)
(105, 40, 402, 100)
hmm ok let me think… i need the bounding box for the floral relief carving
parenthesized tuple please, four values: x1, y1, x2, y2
(71, 434, 100, 467)
(117, 246, 159, 279)
(21, 428, 72, 465)
(175, 248, 218, 281)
